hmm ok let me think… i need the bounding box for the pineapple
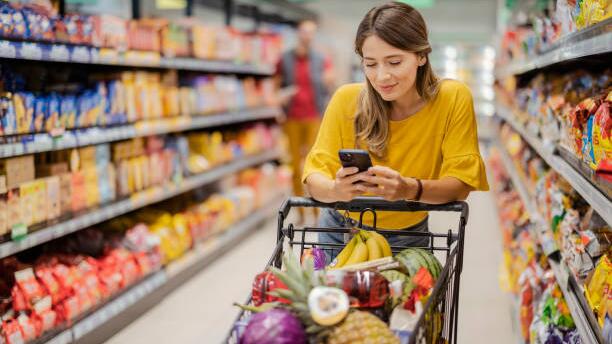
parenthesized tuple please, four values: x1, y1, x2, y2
(270, 253, 400, 344)
(269, 253, 332, 343)
(327, 311, 400, 344)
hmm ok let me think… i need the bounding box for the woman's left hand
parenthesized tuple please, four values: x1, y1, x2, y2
(360, 166, 417, 201)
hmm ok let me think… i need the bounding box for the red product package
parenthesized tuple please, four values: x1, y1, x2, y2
(2, 319, 25, 344)
(32, 295, 56, 334)
(51, 264, 77, 300)
(134, 252, 152, 277)
(119, 255, 141, 288)
(17, 313, 38, 342)
(14, 268, 46, 310)
(57, 295, 81, 322)
(11, 287, 28, 312)
(35, 267, 62, 304)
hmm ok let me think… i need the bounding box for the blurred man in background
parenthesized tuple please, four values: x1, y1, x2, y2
(277, 19, 335, 223)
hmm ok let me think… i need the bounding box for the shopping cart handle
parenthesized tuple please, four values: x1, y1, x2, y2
(279, 196, 469, 222)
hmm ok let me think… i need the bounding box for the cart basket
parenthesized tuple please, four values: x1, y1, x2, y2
(226, 196, 469, 344)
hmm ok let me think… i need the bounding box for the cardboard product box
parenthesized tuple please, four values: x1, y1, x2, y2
(45, 177, 61, 221)
(0, 155, 35, 189)
(83, 167, 100, 208)
(19, 181, 36, 227)
(36, 163, 69, 178)
(33, 179, 47, 225)
(71, 172, 86, 213)
(7, 188, 22, 229)
(79, 147, 98, 170)
(59, 173, 72, 215)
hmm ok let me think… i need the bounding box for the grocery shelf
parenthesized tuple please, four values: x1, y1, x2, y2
(0, 39, 274, 75)
(492, 139, 604, 344)
(0, 106, 281, 158)
(497, 18, 612, 78)
(37, 193, 285, 344)
(0, 150, 280, 259)
(495, 104, 612, 226)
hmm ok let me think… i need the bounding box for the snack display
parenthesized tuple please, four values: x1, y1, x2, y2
(492, 125, 612, 333)
(0, 66, 276, 135)
(498, 1, 611, 65)
(0, 1, 282, 66)
(0, 123, 282, 239)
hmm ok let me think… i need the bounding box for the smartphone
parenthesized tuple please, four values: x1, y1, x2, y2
(338, 149, 373, 173)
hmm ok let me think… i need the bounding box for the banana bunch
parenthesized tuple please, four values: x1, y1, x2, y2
(331, 230, 392, 269)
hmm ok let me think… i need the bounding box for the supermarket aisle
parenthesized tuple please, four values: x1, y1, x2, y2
(107, 191, 517, 344)
(105, 217, 279, 344)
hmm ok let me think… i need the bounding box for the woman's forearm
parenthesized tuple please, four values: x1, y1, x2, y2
(305, 173, 338, 203)
(417, 177, 472, 204)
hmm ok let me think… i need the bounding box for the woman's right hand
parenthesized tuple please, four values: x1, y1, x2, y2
(332, 167, 368, 202)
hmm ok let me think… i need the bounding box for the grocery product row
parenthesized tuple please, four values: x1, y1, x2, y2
(497, 67, 611, 194)
(0, 163, 290, 344)
(0, 67, 276, 135)
(0, 1, 281, 72)
(0, 123, 282, 256)
(488, 122, 611, 342)
(488, 150, 588, 343)
(497, 1, 611, 76)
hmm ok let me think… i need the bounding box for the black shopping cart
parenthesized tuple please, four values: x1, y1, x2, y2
(226, 196, 469, 344)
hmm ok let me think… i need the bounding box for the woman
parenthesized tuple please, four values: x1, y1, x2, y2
(302, 2, 489, 259)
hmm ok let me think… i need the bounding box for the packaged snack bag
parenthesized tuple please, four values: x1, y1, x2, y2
(586, 255, 612, 327)
(1, 93, 17, 135)
(1, 319, 24, 344)
(61, 95, 77, 129)
(45, 93, 61, 132)
(593, 92, 611, 170)
(32, 96, 46, 133)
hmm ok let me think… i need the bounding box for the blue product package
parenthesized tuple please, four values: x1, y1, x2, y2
(582, 116, 595, 168)
(11, 8, 27, 39)
(94, 82, 106, 126)
(46, 93, 61, 132)
(21, 92, 34, 133)
(1, 94, 16, 135)
(32, 96, 46, 132)
(22, 8, 42, 41)
(76, 92, 89, 128)
(61, 95, 77, 129)
(0, 3, 14, 38)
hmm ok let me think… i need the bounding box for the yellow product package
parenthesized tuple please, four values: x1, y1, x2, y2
(586, 254, 612, 327)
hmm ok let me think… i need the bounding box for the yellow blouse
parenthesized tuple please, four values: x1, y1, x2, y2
(302, 79, 489, 229)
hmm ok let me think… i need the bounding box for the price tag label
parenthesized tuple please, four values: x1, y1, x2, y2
(71, 46, 90, 63)
(0, 40, 16, 58)
(11, 223, 27, 241)
(20, 43, 43, 60)
(49, 45, 70, 61)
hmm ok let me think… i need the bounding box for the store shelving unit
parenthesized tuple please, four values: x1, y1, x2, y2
(0, 39, 275, 75)
(31, 192, 286, 344)
(496, 18, 612, 78)
(0, 149, 280, 259)
(496, 104, 612, 227)
(0, 106, 280, 159)
(493, 138, 604, 344)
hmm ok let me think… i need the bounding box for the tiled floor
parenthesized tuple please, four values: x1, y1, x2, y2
(105, 191, 518, 344)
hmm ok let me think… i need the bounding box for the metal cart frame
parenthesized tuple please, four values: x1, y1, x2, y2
(227, 196, 469, 344)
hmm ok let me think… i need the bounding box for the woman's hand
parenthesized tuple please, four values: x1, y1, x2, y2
(360, 166, 418, 201)
(332, 167, 368, 202)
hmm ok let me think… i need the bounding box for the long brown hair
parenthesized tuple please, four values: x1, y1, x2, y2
(354, 2, 439, 157)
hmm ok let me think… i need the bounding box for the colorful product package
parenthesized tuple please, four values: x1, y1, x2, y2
(45, 93, 61, 132)
(586, 255, 612, 327)
(0, 3, 15, 38)
(14, 92, 32, 134)
(1, 319, 24, 344)
(61, 95, 77, 129)
(1, 93, 17, 136)
(592, 92, 611, 170)
(32, 96, 46, 133)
